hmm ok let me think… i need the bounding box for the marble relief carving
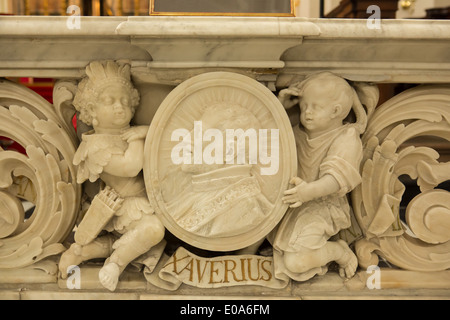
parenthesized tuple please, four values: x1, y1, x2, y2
(272, 72, 376, 282)
(144, 71, 297, 252)
(1, 58, 449, 292)
(58, 61, 165, 291)
(0, 78, 81, 269)
(353, 84, 450, 272)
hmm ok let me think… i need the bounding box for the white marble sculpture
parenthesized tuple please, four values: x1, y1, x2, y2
(0, 16, 450, 300)
(167, 102, 274, 238)
(0, 79, 81, 270)
(273, 72, 372, 282)
(58, 61, 165, 291)
(144, 71, 297, 252)
(353, 83, 450, 272)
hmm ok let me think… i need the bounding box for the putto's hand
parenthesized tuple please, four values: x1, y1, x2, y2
(282, 177, 308, 208)
(282, 185, 301, 202)
(278, 88, 300, 109)
(121, 126, 149, 143)
(290, 176, 305, 186)
(289, 201, 303, 209)
(279, 88, 300, 97)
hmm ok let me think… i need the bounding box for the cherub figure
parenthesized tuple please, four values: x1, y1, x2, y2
(273, 72, 369, 282)
(59, 61, 165, 291)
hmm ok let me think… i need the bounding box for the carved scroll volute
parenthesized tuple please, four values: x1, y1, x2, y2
(53, 80, 79, 144)
(352, 84, 450, 271)
(0, 79, 81, 269)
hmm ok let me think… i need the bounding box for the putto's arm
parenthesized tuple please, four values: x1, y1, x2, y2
(103, 138, 145, 178)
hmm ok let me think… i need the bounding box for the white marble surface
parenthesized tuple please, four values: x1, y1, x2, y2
(0, 16, 449, 84)
(144, 71, 297, 252)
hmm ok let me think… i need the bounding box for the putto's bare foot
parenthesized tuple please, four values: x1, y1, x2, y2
(58, 243, 84, 279)
(99, 262, 120, 292)
(336, 240, 358, 279)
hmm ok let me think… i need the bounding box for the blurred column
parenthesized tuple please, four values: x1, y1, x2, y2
(0, 0, 13, 14)
(296, 0, 321, 17)
(110, 0, 149, 16)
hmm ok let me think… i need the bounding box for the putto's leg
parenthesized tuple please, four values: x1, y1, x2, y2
(283, 240, 356, 278)
(283, 246, 330, 275)
(99, 214, 165, 291)
(59, 234, 115, 279)
(335, 240, 358, 279)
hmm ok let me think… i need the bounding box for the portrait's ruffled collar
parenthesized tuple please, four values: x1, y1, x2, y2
(191, 165, 252, 192)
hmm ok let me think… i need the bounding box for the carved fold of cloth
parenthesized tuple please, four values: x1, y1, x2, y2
(168, 164, 274, 238)
(272, 124, 363, 281)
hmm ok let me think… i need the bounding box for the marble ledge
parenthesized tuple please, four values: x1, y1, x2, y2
(1, 269, 449, 300)
(1, 16, 449, 84)
(0, 16, 449, 39)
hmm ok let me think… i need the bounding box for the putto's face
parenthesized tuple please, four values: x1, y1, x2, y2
(93, 84, 134, 129)
(299, 84, 339, 135)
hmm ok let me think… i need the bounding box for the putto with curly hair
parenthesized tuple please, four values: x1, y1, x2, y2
(73, 60, 140, 126)
(60, 60, 164, 292)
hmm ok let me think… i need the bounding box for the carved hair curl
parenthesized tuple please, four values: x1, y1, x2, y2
(73, 61, 140, 126)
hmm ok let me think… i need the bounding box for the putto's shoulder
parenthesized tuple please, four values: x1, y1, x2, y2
(342, 124, 360, 137)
